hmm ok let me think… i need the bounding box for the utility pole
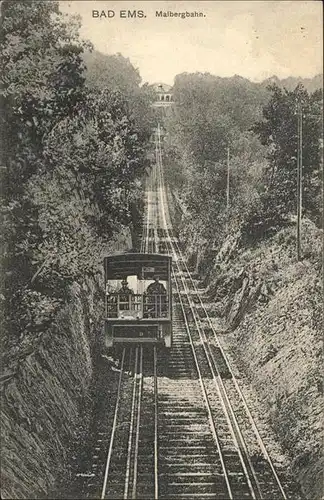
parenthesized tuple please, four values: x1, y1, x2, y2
(296, 104, 303, 261)
(226, 146, 230, 235)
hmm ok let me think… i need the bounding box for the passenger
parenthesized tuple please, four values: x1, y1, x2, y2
(106, 283, 118, 317)
(117, 278, 134, 310)
(146, 276, 166, 295)
(145, 276, 167, 317)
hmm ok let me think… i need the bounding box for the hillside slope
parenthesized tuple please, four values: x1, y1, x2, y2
(1, 229, 133, 499)
(196, 221, 323, 500)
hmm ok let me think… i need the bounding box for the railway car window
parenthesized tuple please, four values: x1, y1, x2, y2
(106, 275, 143, 319)
(143, 276, 168, 318)
(104, 254, 172, 348)
(104, 256, 171, 320)
(145, 276, 166, 295)
(117, 278, 134, 304)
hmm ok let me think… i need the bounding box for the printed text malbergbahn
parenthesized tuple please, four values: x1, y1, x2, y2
(156, 11, 205, 19)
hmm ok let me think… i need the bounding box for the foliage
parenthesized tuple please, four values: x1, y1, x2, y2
(0, 0, 89, 195)
(42, 88, 147, 235)
(253, 83, 322, 225)
(162, 73, 322, 257)
(83, 49, 155, 140)
(0, 1, 150, 349)
(162, 72, 269, 250)
(83, 50, 141, 92)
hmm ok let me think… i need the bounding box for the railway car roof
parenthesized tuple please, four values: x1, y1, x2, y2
(104, 253, 171, 280)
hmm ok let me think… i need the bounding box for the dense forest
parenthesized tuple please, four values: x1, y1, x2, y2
(1, 1, 321, 357)
(163, 72, 322, 254)
(0, 2, 155, 496)
(0, 1, 153, 354)
(162, 72, 323, 500)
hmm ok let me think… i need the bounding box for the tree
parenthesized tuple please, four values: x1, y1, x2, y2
(253, 83, 322, 224)
(0, 0, 89, 342)
(0, 0, 89, 196)
(42, 87, 148, 236)
(83, 50, 155, 141)
(161, 71, 271, 251)
(0, 1, 150, 346)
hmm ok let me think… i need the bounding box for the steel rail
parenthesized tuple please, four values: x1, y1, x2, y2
(153, 346, 159, 500)
(131, 347, 143, 499)
(144, 174, 151, 254)
(153, 148, 234, 496)
(172, 239, 288, 500)
(101, 348, 127, 499)
(124, 160, 159, 499)
(140, 170, 149, 254)
(169, 248, 260, 500)
(166, 238, 234, 499)
(101, 149, 161, 499)
(124, 347, 139, 499)
(151, 161, 159, 499)
(156, 146, 261, 499)
(158, 196, 261, 498)
(156, 123, 287, 500)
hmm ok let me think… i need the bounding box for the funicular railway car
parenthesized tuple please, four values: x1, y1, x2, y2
(103, 253, 172, 348)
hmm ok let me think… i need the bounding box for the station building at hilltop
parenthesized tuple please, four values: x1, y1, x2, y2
(151, 83, 173, 107)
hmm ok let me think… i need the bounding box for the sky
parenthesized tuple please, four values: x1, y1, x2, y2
(60, 1, 323, 86)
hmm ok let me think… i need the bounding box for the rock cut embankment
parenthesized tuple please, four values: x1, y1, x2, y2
(205, 223, 322, 500)
(1, 225, 134, 499)
(174, 194, 323, 500)
(1, 279, 99, 498)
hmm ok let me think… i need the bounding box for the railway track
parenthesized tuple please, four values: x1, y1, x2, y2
(72, 124, 300, 500)
(153, 129, 297, 499)
(77, 167, 161, 500)
(157, 230, 289, 499)
(77, 346, 158, 500)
